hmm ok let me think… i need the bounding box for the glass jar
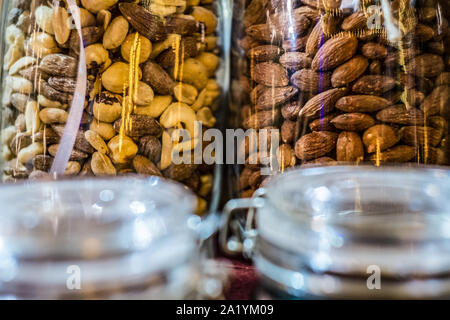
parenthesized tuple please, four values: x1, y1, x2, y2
(0, 177, 224, 299)
(222, 166, 450, 299)
(0, 0, 229, 215)
(229, 0, 450, 199)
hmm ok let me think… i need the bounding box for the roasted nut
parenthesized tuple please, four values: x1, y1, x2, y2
(25, 101, 40, 135)
(85, 130, 109, 154)
(132, 155, 162, 176)
(174, 83, 198, 104)
(39, 108, 68, 124)
(103, 16, 129, 49)
(81, 0, 119, 13)
(191, 6, 217, 34)
(89, 121, 116, 140)
(108, 135, 138, 164)
(133, 81, 155, 106)
(102, 62, 141, 94)
(121, 33, 152, 63)
(91, 152, 116, 176)
(85, 44, 111, 71)
(171, 58, 209, 90)
(17, 142, 43, 164)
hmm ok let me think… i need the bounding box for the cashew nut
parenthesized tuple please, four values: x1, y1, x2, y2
(134, 95, 172, 118)
(81, 0, 119, 13)
(196, 106, 216, 128)
(35, 5, 54, 35)
(8, 56, 37, 76)
(150, 34, 181, 59)
(160, 102, 197, 138)
(85, 43, 111, 71)
(25, 101, 40, 135)
(174, 83, 198, 105)
(171, 58, 209, 90)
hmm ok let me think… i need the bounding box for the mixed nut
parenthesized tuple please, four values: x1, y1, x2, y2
(231, 0, 450, 197)
(1, 0, 221, 214)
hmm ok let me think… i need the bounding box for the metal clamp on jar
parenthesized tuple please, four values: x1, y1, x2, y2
(220, 166, 450, 299)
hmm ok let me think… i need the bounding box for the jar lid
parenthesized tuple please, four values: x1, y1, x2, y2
(0, 177, 199, 298)
(257, 166, 450, 278)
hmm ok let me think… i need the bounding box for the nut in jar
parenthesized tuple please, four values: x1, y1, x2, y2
(231, 0, 450, 198)
(1, 0, 223, 215)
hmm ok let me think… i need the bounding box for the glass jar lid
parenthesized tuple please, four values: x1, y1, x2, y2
(0, 177, 199, 299)
(256, 166, 450, 286)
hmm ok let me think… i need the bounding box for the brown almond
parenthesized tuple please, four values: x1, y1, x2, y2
(247, 45, 283, 62)
(156, 37, 198, 69)
(341, 12, 367, 31)
(406, 54, 444, 78)
(279, 52, 312, 71)
(303, 157, 337, 166)
(294, 131, 338, 161)
(32, 155, 54, 172)
(48, 77, 77, 94)
(361, 42, 388, 59)
(352, 75, 397, 96)
(243, 110, 280, 129)
(336, 132, 364, 162)
(114, 115, 162, 137)
(282, 36, 309, 52)
(119, 3, 166, 42)
(312, 36, 358, 71)
(331, 55, 369, 87)
(400, 126, 443, 147)
(281, 120, 296, 144)
(435, 73, 450, 86)
(363, 124, 399, 153)
(48, 144, 88, 161)
(376, 105, 425, 125)
(305, 20, 327, 57)
(246, 24, 283, 43)
(299, 88, 348, 119)
(142, 61, 174, 95)
(420, 85, 450, 116)
(401, 88, 426, 108)
(301, 0, 342, 10)
(163, 164, 197, 182)
(291, 69, 331, 94)
(39, 54, 77, 77)
(252, 62, 289, 87)
(69, 27, 103, 54)
(367, 145, 416, 163)
(309, 113, 336, 132)
(336, 95, 391, 113)
(244, 0, 268, 28)
(139, 135, 161, 164)
(132, 155, 162, 176)
(281, 101, 302, 120)
(165, 16, 198, 35)
(256, 86, 298, 110)
(331, 113, 375, 131)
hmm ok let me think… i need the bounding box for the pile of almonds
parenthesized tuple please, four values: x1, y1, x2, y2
(232, 0, 450, 197)
(1, 0, 221, 214)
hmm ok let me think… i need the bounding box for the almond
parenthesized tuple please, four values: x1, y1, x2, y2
(295, 131, 338, 161)
(247, 45, 284, 62)
(352, 75, 397, 95)
(420, 85, 450, 116)
(400, 126, 443, 147)
(118, 3, 166, 42)
(246, 24, 283, 43)
(243, 110, 280, 129)
(376, 105, 425, 125)
(132, 155, 162, 176)
(331, 113, 375, 131)
(256, 86, 298, 110)
(301, 0, 342, 10)
(299, 88, 348, 119)
(336, 132, 364, 162)
(142, 61, 174, 95)
(114, 115, 162, 137)
(252, 62, 289, 87)
(331, 55, 369, 87)
(367, 145, 416, 163)
(406, 54, 444, 78)
(336, 95, 391, 113)
(309, 113, 336, 132)
(361, 42, 388, 59)
(291, 69, 331, 94)
(341, 12, 367, 31)
(279, 52, 312, 71)
(363, 124, 399, 153)
(311, 36, 358, 71)
(305, 20, 327, 57)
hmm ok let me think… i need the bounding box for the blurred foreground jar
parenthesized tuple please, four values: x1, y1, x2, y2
(230, 0, 450, 198)
(0, 177, 225, 299)
(222, 166, 450, 299)
(0, 0, 227, 215)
